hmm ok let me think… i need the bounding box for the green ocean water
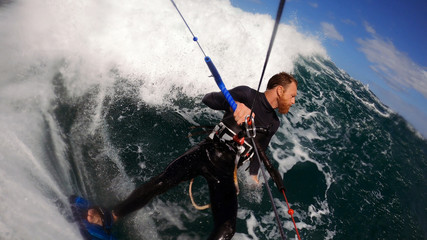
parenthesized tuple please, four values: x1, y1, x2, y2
(50, 55, 427, 239)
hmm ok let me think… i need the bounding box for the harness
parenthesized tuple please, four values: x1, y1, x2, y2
(208, 122, 254, 162)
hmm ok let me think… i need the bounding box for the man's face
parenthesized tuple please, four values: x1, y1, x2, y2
(277, 82, 297, 114)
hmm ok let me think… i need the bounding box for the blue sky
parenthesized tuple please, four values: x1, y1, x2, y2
(230, 0, 427, 138)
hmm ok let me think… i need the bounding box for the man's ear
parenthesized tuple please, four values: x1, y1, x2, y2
(276, 85, 283, 97)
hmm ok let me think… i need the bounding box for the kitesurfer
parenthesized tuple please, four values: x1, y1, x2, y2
(112, 72, 297, 239)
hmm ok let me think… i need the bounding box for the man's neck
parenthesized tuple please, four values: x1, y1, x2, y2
(264, 89, 278, 109)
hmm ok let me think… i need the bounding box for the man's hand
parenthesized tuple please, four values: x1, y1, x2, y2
(251, 175, 260, 184)
(233, 102, 255, 125)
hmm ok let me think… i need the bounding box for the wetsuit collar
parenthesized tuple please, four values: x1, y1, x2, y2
(260, 92, 275, 112)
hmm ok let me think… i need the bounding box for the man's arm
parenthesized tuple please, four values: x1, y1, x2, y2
(202, 88, 254, 125)
(254, 144, 286, 192)
(202, 92, 229, 111)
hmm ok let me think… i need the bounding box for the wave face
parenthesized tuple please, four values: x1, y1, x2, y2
(1, 0, 426, 239)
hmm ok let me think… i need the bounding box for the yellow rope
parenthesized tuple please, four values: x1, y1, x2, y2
(189, 178, 210, 210)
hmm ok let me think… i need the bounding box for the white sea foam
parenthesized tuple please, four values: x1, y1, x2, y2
(241, 211, 261, 240)
(308, 56, 393, 118)
(0, 107, 80, 239)
(1, 0, 326, 103)
(267, 108, 335, 232)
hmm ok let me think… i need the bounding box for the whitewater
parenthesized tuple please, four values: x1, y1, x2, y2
(1, 0, 426, 239)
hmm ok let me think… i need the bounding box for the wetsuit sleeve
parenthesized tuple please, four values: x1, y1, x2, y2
(248, 157, 260, 176)
(202, 86, 252, 111)
(202, 91, 230, 111)
(255, 144, 286, 192)
(248, 126, 278, 176)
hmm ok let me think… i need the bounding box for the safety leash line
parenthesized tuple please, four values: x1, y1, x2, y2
(282, 189, 302, 240)
(250, 137, 287, 240)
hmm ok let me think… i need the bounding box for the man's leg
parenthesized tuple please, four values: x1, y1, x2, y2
(207, 173, 238, 240)
(113, 143, 207, 218)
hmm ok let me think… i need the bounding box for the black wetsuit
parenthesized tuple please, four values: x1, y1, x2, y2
(202, 86, 280, 175)
(113, 86, 284, 240)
